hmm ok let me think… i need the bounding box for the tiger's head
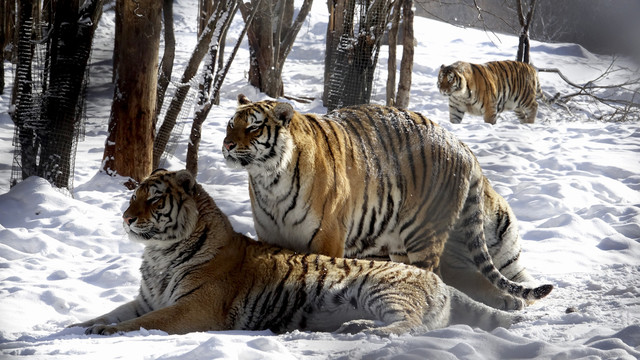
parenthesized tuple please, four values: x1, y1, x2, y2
(222, 94, 295, 175)
(123, 169, 198, 246)
(437, 62, 467, 97)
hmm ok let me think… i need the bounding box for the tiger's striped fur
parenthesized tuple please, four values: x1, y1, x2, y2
(69, 169, 516, 336)
(438, 60, 542, 124)
(222, 95, 552, 310)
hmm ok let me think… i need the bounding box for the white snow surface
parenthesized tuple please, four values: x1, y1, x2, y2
(1, 1, 639, 359)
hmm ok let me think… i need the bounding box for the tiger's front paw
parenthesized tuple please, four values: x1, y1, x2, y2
(67, 318, 106, 330)
(85, 324, 121, 336)
(336, 319, 379, 334)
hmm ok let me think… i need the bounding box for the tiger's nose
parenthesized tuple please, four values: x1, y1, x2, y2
(123, 216, 137, 226)
(223, 138, 236, 151)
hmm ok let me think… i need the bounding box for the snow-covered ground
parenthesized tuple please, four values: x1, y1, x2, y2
(1, 1, 639, 359)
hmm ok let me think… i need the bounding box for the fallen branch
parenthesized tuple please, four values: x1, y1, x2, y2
(537, 60, 640, 121)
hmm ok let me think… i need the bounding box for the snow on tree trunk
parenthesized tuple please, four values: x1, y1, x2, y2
(185, 0, 238, 176)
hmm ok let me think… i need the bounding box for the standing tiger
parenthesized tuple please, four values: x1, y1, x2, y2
(222, 95, 553, 310)
(69, 169, 517, 336)
(437, 60, 543, 124)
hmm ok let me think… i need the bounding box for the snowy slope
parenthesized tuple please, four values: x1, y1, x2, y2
(1, 0, 639, 359)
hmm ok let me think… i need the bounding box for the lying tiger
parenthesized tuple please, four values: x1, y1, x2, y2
(69, 170, 517, 336)
(222, 95, 553, 310)
(437, 60, 543, 124)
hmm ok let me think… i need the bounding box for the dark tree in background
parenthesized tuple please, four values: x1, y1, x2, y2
(11, 0, 103, 189)
(516, 0, 536, 63)
(102, 0, 162, 185)
(239, 0, 313, 98)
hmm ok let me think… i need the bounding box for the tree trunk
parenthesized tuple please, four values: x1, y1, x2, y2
(213, 0, 261, 105)
(324, 0, 347, 105)
(155, 0, 176, 128)
(103, 0, 162, 184)
(239, 0, 312, 98)
(516, 0, 536, 64)
(0, 0, 5, 95)
(185, 0, 239, 175)
(38, 0, 103, 188)
(386, 0, 401, 107)
(112, 0, 121, 83)
(152, 1, 235, 169)
(395, 0, 414, 109)
(325, 0, 393, 110)
(242, 0, 278, 96)
(13, 0, 37, 180)
(198, 0, 214, 37)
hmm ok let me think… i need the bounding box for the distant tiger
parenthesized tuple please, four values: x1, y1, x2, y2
(222, 95, 553, 310)
(69, 169, 517, 336)
(438, 60, 543, 124)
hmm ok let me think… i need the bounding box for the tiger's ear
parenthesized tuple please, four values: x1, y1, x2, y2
(237, 94, 251, 105)
(175, 170, 197, 195)
(273, 102, 294, 127)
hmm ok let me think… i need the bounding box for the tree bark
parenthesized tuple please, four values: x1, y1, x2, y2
(386, 0, 401, 107)
(13, 0, 37, 180)
(152, 1, 235, 169)
(186, 0, 239, 175)
(103, 0, 162, 184)
(0, 0, 5, 95)
(239, 0, 312, 98)
(324, 0, 347, 105)
(395, 0, 414, 109)
(155, 0, 176, 128)
(516, 0, 536, 64)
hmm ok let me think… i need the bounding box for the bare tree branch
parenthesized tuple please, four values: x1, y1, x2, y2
(538, 58, 640, 121)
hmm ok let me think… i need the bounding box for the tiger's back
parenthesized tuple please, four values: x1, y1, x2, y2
(438, 60, 542, 124)
(222, 96, 552, 310)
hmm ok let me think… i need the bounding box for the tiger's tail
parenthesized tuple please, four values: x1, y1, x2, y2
(531, 65, 553, 105)
(466, 170, 553, 306)
(448, 286, 519, 330)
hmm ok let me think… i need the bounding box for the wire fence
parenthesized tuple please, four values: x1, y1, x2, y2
(10, 27, 89, 194)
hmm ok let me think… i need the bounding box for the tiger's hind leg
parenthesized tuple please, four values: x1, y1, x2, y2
(404, 232, 449, 274)
(515, 101, 538, 124)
